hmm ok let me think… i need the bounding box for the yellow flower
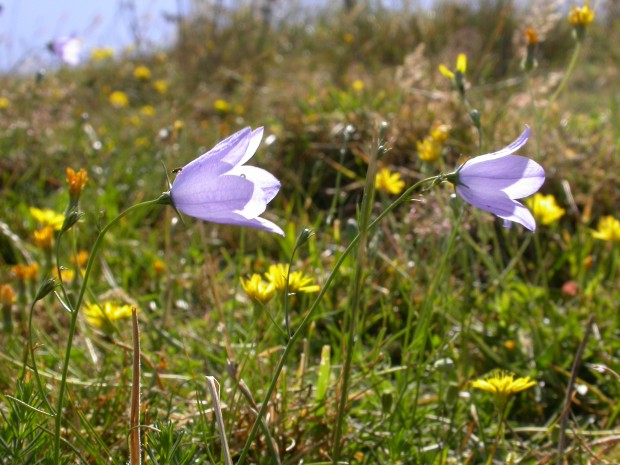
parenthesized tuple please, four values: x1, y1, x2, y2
(33, 226, 54, 250)
(343, 33, 354, 43)
(265, 264, 320, 294)
(66, 167, 88, 198)
(109, 91, 129, 108)
(83, 302, 134, 332)
(140, 105, 155, 117)
(173, 120, 184, 133)
(0, 284, 16, 305)
(438, 53, 467, 80)
(526, 193, 565, 225)
(214, 99, 231, 112)
(153, 260, 166, 277)
(71, 250, 89, 268)
(135, 137, 149, 148)
(375, 168, 405, 195)
(90, 47, 114, 61)
(568, 1, 595, 27)
(12, 264, 39, 282)
(429, 123, 450, 144)
(54, 268, 75, 282)
(591, 216, 620, 242)
(416, 137, 442, 163)
(127, 115, 142, 126)
(0, 97, 10, 109)
(133, 65, 152, 81)
(352, 80, 364, 92)
(472, 370, 536, 407)
(153, 79, 168, 94)
(524, 27, 539, 46)
(29, 207, 65, 230)
(241, 274, 276, 304)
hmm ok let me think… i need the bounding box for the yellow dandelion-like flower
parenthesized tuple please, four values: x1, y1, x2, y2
(153, 79, 168, 94)
(0, 97, 10, 109)
(33, 226, 54, 250)
(12, 264, 39, 282)
(54, 268, 76, 282)
(72, 250, 89, 268)
(526, 193, 565, 226)
(416, 137, 442, 163)
(241, 274, 276, 304)
(109, 90, 129, 108)
(83, 301, 134, 332)
(472, 370, 536, 407)
(375, 168, 405, 196)
(429, 123, 450, 144)
(153, 260, 166, 277)
(173, 119, 185, 133)
(0, 284, 16, 306)
(352, 80, 364, 92)
(133, 65, 152, 81)
(569, 1, 595, 40)
(591, 216, 620, 242)
(343, 33, 354, 43)
(90, 47, 114, 61)
(214, 99, 232, 112)
(265, 264, 320, 294)
(29, 207, 65, 230)
(140, 105, 155, 117)
(439, 53, 467, 80)
(568, 1, 595, 27)
(525, 27, 539, 46)
(66, 167, 88, 198)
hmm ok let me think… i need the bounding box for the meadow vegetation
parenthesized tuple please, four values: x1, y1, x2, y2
(1, 0, 619, 463)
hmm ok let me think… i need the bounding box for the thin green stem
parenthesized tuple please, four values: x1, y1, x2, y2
(235, 175, 440, 465)
(486, 400, 509, 465)
(52, 197, 164, 463)
(548, 41, 582, 106)
(332, 135, 380, 463)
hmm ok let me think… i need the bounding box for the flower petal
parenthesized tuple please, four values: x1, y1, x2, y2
(235, 127, 264, 166)
(197, 211, 285, 236)
(460, 126, 531, 168)
(227, 165, 281, 216)
(459, 155, 545, 199)
(457, 186, 537, 231)
(438, 64, 455, 79)
(175, 128, 252, 184)
(171, 174, 254, 218)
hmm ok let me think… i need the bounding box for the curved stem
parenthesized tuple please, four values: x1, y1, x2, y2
(52, 198, 164, 463)
(235, 175, 440, 465)
(548, 41, 582, 106)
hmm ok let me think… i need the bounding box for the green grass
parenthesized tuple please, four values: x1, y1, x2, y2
(1, 1, 620, 464)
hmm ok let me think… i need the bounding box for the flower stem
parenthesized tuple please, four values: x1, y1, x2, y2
(549, 41, 582, 106)
(234, 175, 441, 465)
(52, 198, 163, 463)
(332, 131, 380, 463)
(485, 401, 508, 465)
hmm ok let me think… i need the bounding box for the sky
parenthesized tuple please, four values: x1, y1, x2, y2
(0, 0, 456, 74)
(0, 0, 189, 73)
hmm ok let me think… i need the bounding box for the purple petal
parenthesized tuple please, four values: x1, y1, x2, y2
(459, 155, 545, 199)
(175, 128, 252, 183)
(456, 186, 537, 231)
(191, 210, 285, 236)
(228, 165, 281, 205)
(171, 174, 254, 218)
(461, 126, 531, 169)
(206, 127, 253, 166)
(234, 127, 263, 166)
(52, 36, 81, 66)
